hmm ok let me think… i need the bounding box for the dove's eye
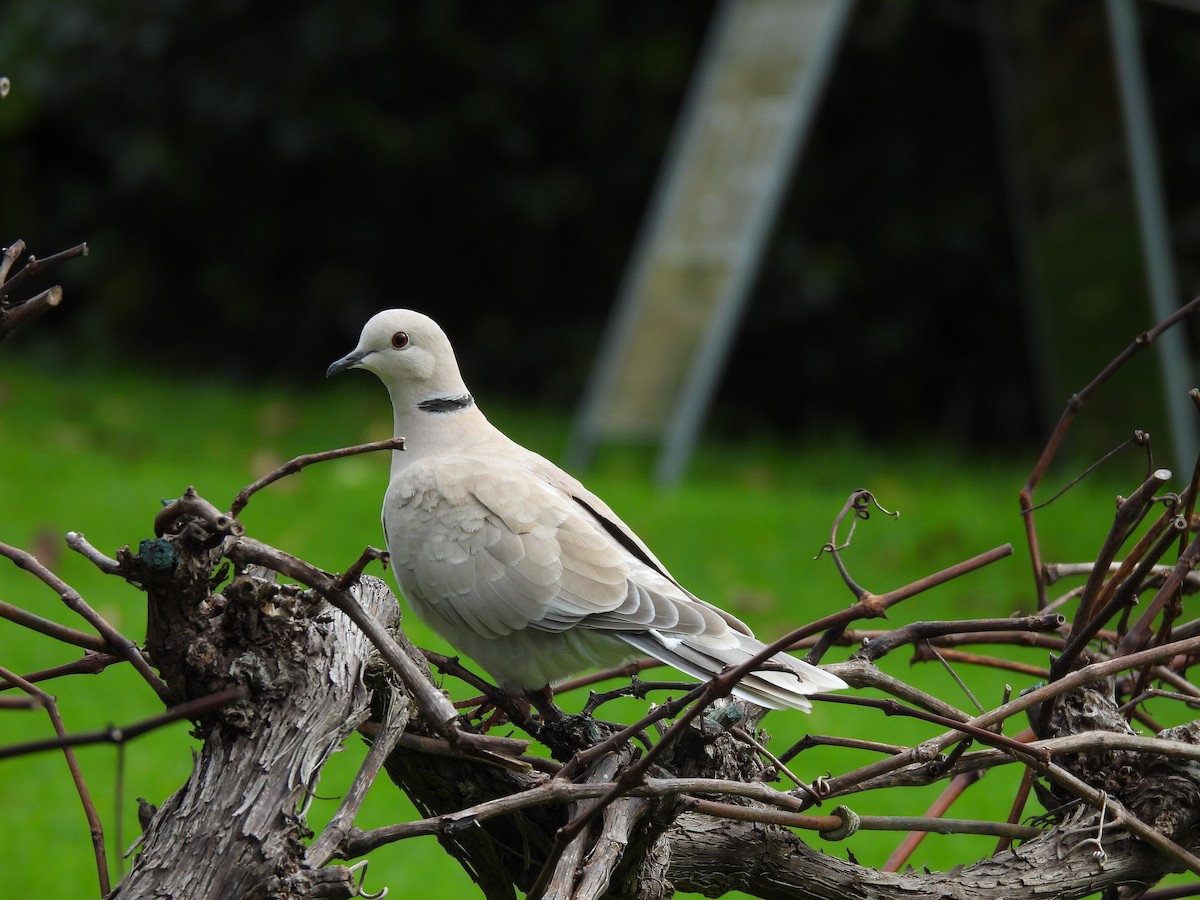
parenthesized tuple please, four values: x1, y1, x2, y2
(391, 331, 410, 349)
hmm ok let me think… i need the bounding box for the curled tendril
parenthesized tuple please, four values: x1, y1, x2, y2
(347, 860, 388, 899)
(818, 804, 861, 841)
(813, 490, 899, 560)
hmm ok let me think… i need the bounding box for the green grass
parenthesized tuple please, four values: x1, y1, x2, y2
(0, 356, 1169, 898)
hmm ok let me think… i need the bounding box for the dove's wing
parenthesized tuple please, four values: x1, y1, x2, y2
(384, 451, 727, 635)
(383, 445, 845, 707)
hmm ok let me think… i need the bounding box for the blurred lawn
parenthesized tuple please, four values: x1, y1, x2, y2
(0, 357, 1166, 898)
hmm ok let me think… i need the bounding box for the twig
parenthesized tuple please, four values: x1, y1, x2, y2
(0, 687, 247, 760)
(925, 643, 986, 714)
(307, 697, 412, 867)
(1041, 560, 1200, 591)
(795, 623, 1068, 654)
(580, 677, 704, 716)
(996, 766, 1036, 855)
(817, 693, 1049, 767)
(730, 725, 810, 790)
(551, 657, 665, 695)
(0, 239, 88, 340)
(0, 541, 171, 705)
(805, 543, 1014, 665)
(1073, 488, 1193, 623)
(0, 240, 89, 297)
(1118, 687, 1200, 712)
(828, 657, 973, 723)
(779, 733, 908, 766)
(815, 489, 900, 599)
(0, 285, 61, 336)
(0, 239, 25, 284)
(342, 774, 843, 857)
(1118, 529, 1200, 658)
(1073, 468, 1173, 625)
(819, 633, 1200, 803)
(883, 771, 982, 872)
(910, 644, 1050, 679)
(1152, 665, 1200, 699)
(65, 531, 122, 574)
(870, 544, 1015, 615)
(1054, 513, 1188, 680)
(833, 730, 1200, 798)
(335, 779, 603, 856)
(856, 614, 1064, 662)
(391, 730, 561, 775)
(1020, 293, 1200, 608)
(0, 597, 111, 652)
(1140, 882, 1200, 900)
(0, 663, 110, 894)
(682, 794, 1040, 843)
(918, 629, 1069, 652)
(229, 438, 405, 518)
(1025, 432, 1155, 517)
(0, 652, 124, 691)
(0, 695, 38, 710)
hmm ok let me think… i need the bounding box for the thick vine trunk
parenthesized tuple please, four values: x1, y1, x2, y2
(111, 536, 392, 899)
(657, 809, 1170, 899)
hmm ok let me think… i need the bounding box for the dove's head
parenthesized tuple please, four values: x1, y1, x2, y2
(326, 309, 470, 406)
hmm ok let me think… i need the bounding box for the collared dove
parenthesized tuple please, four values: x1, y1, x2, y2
(328, 309, 846, 711)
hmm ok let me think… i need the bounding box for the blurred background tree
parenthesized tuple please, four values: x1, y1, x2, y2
(2, 0, 1199, 456)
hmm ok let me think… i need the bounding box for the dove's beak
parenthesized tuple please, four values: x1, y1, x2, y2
(326, 349, 368, 378)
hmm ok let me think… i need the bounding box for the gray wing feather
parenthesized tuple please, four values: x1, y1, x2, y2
(384, 446, 848, 706)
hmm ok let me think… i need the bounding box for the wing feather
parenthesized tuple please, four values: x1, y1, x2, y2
(384, 447, 845, 705)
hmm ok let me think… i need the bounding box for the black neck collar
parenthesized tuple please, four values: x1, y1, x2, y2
(417, 393, 475, 413)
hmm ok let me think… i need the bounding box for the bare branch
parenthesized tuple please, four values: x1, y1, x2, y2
(0, 240, 88, 296)
(228, 437, 405, 518)
(857, 613, 1064, 662)
(0, 284, 61, 335)
(0, 540, 171, 705)
(804, 542, 1014, 664)
(0, 239, 24, 284)
(0, 596, 110, 652)
(820, 634, 1200, 802)
(0, 652, 124, 690)
(65, 530, 122, 574)
(1020, 293, 1200, 608)
(0, 687, 247, 760)
(0, 239, 88, 340)
(0, 663, 110, 894)
(307, 698, 412, 867)
(683, 795, 1042, 843)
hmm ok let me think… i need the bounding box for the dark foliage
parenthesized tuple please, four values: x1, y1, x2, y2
(3, 1, 1200, 448)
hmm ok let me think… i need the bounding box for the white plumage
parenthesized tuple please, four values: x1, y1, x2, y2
(328, 309, 846, 710)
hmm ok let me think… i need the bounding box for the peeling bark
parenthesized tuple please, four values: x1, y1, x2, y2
(111, 533, 392, 899)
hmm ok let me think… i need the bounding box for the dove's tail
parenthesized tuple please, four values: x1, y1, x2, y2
(620, 631, 847, 712)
